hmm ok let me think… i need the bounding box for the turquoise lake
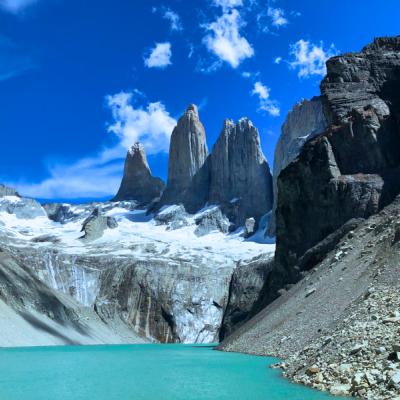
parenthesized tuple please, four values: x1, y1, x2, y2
(0, 344, 340, 400)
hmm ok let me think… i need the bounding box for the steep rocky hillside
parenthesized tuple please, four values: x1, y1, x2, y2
(220, 195, 400, 398)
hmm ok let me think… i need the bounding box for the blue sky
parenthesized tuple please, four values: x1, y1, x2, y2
(0, 0, 398, 200)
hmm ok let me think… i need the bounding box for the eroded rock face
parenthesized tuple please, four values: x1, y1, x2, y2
(275, 36, 400, 279)
(209, 118, 273, 225)
(114, 143, 164, 203)
(160, 104, 209, 210)
(268, 97, 327, 236)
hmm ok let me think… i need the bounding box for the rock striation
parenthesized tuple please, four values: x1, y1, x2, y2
(209, 118, 273, 225)
(274, 36, 400, 283)
(114, 143, 164, 204)
(160, 104, 209, 210)
(268, 97, 327, 236)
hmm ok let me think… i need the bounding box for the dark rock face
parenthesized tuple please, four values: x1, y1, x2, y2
(114, 143, 164, 204)
(209, 118, 273, 225)
(268, 97, 327, 236)
(44, 203, 77, 223)
(219, 255, 274, 341)
(160, 105, 209, 209)
(275, 36, 400, 278)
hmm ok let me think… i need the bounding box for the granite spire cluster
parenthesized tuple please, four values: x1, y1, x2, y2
(114, 104, 274, 226)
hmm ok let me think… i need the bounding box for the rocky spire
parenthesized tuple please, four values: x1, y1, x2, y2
(113, 143, 164, 203)
(160, 104, 209, 207)
(209, 118, 273, 225)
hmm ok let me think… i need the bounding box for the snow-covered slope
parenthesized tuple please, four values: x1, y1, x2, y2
(0, 195, 274, 345)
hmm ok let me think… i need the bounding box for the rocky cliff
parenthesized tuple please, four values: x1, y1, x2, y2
(268, 97, 327, 236)
(114, 143, 164, 203)
(160, 104, 209, 210)
(275, 36, 400, 282)
(209, 118, 273, 225)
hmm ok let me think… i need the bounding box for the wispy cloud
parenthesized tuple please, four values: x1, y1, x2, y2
(162, 8, 182, 31)
(0, 35, 35, 81)
(144, 42, 172, 69)
(9, 91, 176, 199)
(289, 39, 337, 78)
(274, 56, 282, 64)
(0, 0, 37, 13)
(267, 7, 288, 27)
(252, 81, 280, 116)
(203, 9, 254, 69)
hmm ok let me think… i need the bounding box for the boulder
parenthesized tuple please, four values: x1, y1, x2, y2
(80, 208, 118, 241)
(194, 207, 230, 237)
(154, 205, 190, 231)
(114, 142, 164, 204)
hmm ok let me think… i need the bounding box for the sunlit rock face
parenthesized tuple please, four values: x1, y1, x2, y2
(160, 104, 209, 210)
(209, 118, 273, 225)
(114, 143, 164, 204)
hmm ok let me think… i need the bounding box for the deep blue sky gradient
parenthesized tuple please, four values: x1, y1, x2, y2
(0, 0, 399, 200)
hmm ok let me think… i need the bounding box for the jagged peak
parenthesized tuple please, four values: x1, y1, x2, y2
(128, 142, 145, 156)
(237, 117, 254, 129)
(185, 103, 199, 116)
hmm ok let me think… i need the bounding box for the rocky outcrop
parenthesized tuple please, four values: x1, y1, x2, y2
(114, 143, 164, 204)
(219, 255, 274, 341)
(275, 36, 400, 280)
(194, 207, 230, 237)
(209, 118, 273, 225)
(80, 207, 118, 241)
(0, 184, 19, 197)
(0, 194, 46, 219)
(160, 104, 209, 210)
(268, 97, 327, 235)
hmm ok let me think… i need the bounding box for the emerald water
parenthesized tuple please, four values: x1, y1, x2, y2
(0, 344, 339, 400)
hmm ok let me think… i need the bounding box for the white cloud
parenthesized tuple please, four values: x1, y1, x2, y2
(274, 56, 282, 64)
(9, 92, 177, 199)
(212, 0, 243, 11)
(0, 0, 37, 13)
(252, 81, 280, 116)
(203, 9, 254, 69)
(106, 91, 176, 154)
(252, 81, 269, 99)
(267, 7, 288, 27)
(163, 8, 182, 31)
(144, 42, 172, 69)
(289, 39, 337, 78)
